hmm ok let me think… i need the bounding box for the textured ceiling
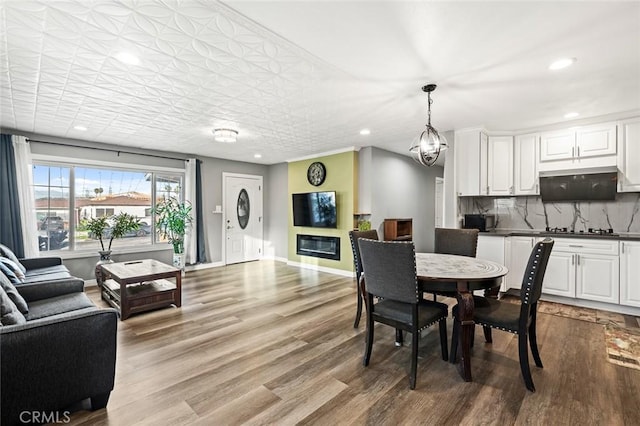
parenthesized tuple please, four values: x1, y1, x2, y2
(1, 0, 639, 165)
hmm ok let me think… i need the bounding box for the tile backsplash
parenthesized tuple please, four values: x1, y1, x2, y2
(459, 193, 640, 233)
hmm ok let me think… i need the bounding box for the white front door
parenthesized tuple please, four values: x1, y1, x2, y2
(223, 173, 263, 265)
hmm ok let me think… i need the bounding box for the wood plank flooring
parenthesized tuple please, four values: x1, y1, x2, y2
(68, 260, 640, 425)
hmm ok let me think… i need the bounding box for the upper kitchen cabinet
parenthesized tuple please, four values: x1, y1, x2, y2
(617, 117, 640, 192)
(487, 136, 514, 196)
(514, 133, 539, 195)
(539, 122, 617, 171)
(455, 129, 487, 196)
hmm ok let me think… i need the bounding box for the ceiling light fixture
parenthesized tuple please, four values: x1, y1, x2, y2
(409, 84, 447, 167)
(213, 128, 238, 143)
(254, 154, 262, 159)
(564, 112, 580, 119)
(115, 51, 140, 65)
(549, 57, 576, 70)
(73, 125, 87, 131)
(359, 128, 371, 135)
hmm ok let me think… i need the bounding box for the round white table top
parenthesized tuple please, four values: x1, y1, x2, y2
(416, 253, 508, 281)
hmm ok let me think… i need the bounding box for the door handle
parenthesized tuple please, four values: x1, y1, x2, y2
(577, 146, 580, 157)
(577, 254, 580, 266)
(622, 242, 625, 254)
(571, 146, 575, 158)
(571, 254, 575, 265)
(226, 225, 234, 229)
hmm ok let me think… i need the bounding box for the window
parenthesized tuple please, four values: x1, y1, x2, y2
(33, 163, 184, 253)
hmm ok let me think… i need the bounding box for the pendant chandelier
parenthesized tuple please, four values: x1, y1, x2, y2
(409, 84, 447, 166)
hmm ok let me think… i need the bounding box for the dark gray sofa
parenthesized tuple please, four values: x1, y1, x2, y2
(1, 275, 118, 426)
(19, 256, 74, 283)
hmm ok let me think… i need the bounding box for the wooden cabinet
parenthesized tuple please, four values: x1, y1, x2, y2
(487, 136, 513, 196)
(455, 129, 486, 196)
(539, 122, 617, 171)
(617, 117, 640, 192)
(620, 241, 640, 307)
(543, 238, 619, 303)
(514, 133, 539, 195)
(383, 218, 412, 241)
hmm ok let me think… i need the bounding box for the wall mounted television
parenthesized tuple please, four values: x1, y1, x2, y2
(292, 191, 337, 228)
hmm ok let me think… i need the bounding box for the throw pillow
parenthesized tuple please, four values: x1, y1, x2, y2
(0, 256, 26, 281)
(0, 243, 27, 274)
(0, 285, 27, 326)
(0, 261, 21, 284)
(0, 270, 28, 314)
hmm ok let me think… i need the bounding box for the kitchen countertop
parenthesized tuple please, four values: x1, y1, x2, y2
(477, 230, 640, 241)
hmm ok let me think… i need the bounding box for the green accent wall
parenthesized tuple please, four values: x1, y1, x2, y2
(288, 151, 356, 271)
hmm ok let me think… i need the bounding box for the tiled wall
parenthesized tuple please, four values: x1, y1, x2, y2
(459, 193, 640, 233)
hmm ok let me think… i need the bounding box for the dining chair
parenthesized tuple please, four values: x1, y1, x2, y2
(425, 227, 480, 301)
(450, 238, 554, 392)
(348, 230, 379, 328)
(358, 238, 449, 390)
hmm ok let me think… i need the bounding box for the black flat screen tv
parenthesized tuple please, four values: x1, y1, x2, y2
(292, 191, 337, 228)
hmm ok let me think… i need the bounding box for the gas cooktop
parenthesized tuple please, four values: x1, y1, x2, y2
(542, 227, 619, 237)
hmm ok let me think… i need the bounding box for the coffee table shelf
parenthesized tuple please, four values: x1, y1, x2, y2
(100, 259, 181, 320)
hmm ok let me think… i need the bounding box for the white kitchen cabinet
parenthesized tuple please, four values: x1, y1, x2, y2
(539, 122, 617, 171)
(505, 236, 538, 290)
(620, 241, 640, 307)
(455, 129, 486, 196)
(543, 238, 619, 303)
(617, 117, 640, 192)
(477, 234, 506, 290)
(487, 136, 513, 196)
(514, 133, 539, 195)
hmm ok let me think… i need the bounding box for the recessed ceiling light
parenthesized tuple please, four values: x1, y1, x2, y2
(359, 129, 371, 135)
(564, 112, 580, 119)
(549, 58, 576, 70)
(73, 125, 87, 131)
(254, 154, 262, 159)
(115, 51, 140, 65)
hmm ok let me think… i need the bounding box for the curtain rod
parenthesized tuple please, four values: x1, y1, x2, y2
(26, 138, 190, 162)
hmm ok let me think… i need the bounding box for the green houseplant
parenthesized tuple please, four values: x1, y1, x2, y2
(152, 197, 193, 269)
(83, 212, 141, 286)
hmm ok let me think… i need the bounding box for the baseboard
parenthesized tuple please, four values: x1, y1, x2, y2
(185, 261, 225, 271)
(286, 260, 355, 278)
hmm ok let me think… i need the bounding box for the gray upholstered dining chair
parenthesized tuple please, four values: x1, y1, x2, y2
(425, 227, 479, 301)
(450, 238, 554, 392)
(348, 229, 379, 328)
(358, 238, 449, 390)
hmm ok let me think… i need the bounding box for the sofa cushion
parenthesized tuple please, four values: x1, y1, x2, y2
(0, 286, 26, 325)
(0, 273, 28, 314)
(1, 257, 26, 281)
(23, 271, 74, 283)
(23, 264, 70, 277)
(0, 244, 26, 274)
(26, 292, 96, 320)
(0, 261, 22, 284)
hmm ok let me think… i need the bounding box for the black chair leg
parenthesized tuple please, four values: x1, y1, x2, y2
(450, 317, 459, 363)
(410, 330, 418, 390)
(483, 325, 493, 343)
(439, 319, 448, 361)
(363, 314, 374, 366)
(529, 317, 543, 368)
(353, 279, 363, 328)
(518, 333, 535, 392)
(395, 329, 404, 346)
(90, 392, 111, 410)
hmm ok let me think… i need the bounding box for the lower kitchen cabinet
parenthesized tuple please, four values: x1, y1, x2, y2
(477, 235, 506, 291)
(542, 238, 619, 303)
(505, 236, 538, 290)
(620, 241, 640, 307)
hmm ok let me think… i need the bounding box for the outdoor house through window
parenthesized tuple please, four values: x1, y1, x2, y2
(33, 163, 184, 253)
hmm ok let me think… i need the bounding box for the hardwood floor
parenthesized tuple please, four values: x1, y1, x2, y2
(69, 260, 640, 425)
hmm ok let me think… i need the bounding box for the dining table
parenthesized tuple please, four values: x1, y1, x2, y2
(416, 252, 509, 382)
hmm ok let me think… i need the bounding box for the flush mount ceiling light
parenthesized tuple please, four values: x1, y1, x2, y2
(73, 125, 87, 131)
(213, 128, 238, 143)
(564, 112, 580, 119)
(359, 128, 371, 135)
(409, 84, 447, 167)
(549, 57, 576, 70)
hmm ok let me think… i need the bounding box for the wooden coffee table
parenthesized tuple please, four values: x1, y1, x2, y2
(100, 259, 181, 320)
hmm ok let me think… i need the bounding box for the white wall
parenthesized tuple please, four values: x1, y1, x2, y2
(265, 162, 288, 260)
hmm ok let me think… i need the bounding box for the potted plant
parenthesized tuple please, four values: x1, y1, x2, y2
(83, 213, 141, 286)
(152, 197, 193, 269)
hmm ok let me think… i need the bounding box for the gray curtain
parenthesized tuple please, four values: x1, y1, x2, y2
(195, 159, 206, 263)
(0, 134, 25, 257)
